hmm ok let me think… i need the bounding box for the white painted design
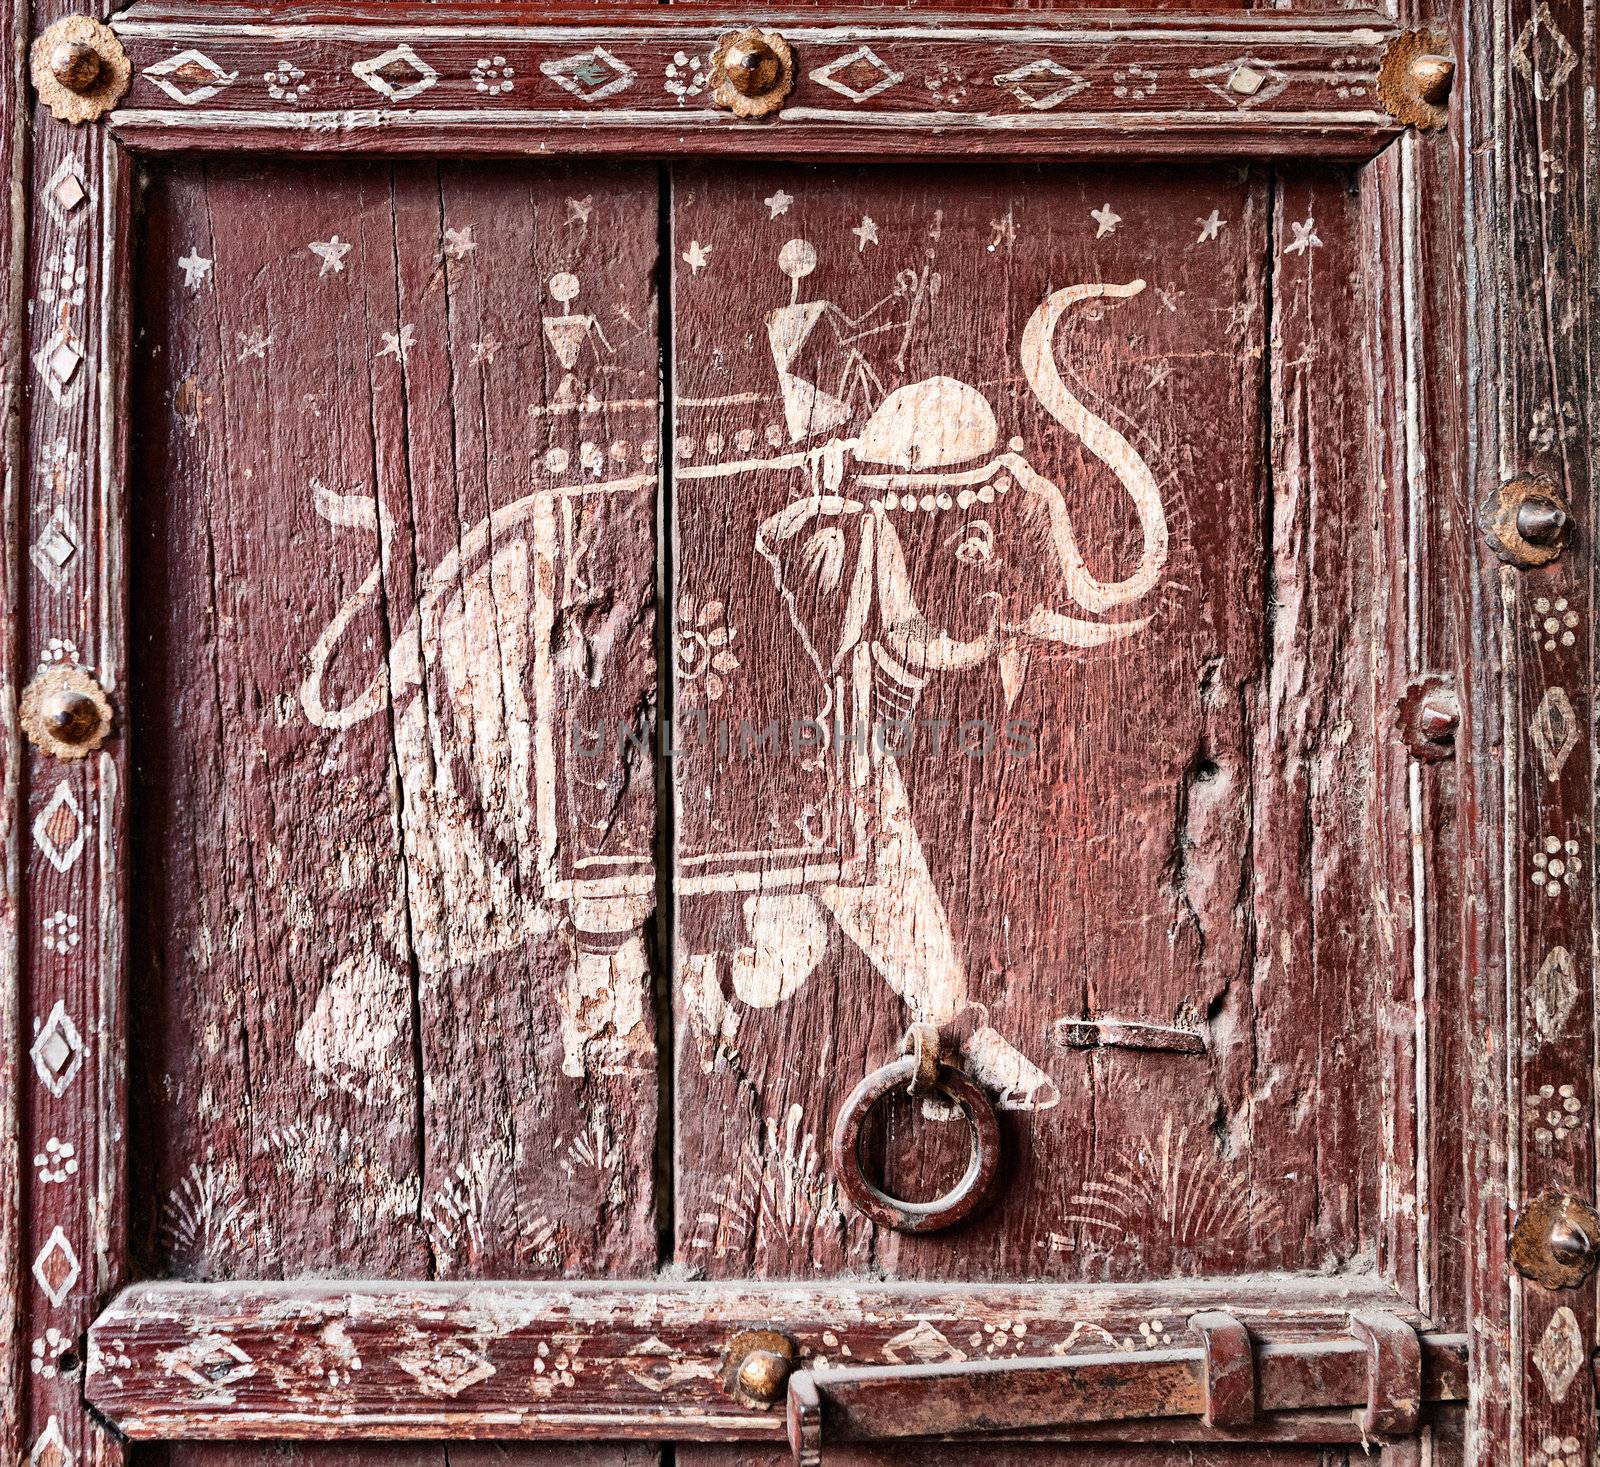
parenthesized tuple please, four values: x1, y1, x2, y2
(765, 189, 795, 218)
(264, 60, 309, 102)
(34, 1137, 78, 1185)
(1533, 1435, 1584, 1467)
(423, 1142, 560, 1272)
(31, 504, 80, 590)
(1531, 686, 1579, 781)
(1534, 1307, 1586, 1402)
(682, 240, 712, 273)
(143, 49, 239, 105)
(158, 1334, 257, 1399)
(811, 46, 905, 103)
(542, 272, 612, 370)
(473, 55, 515, 95)
(1060, 1117, 1276, 1248)
(1090, 203, 1121, 237)
(33, 782, 87, 875)
(677, 596, 739, 704)
(44, 157, 88, 233)
(178, 249, 212, 289)
(160, 1162, 262, 1274)
(472, 336, 501, 365)
(352, 43, 438, 102)
(541, 47, 637, 103)
(1531, 834, 1582, 897)
(41, 910, 79, 955)
(1533, 946, 1579, 1046)
(1112, 64, 1158, 99)
(1526, 1082, 1584, 1149)
(1196, 209, 1226, 243)
(1285, 217, 1322, 255)
(1147, 361, 1173, 389)
(567, 195, 594, 226)
(38, 242, 85, 308)
(988, 208, 1017, 252)
(394, 1340, 496, 1397)
(309, 235, 352, 276)
(32, 1327, 69, 1377)
(1530, 400, 1581, 450)
(32, 324, 86, 406)
(623, 1337, 715, 1392)
(993, 57, 1087, 111)
(665, 50, 708, 103)
(236, 328, 272, 362)
(32, 1226, 79, 1307)
(1531, 594, 1580, 651)
(30, 1416, 71, 1467)
(1191, 58, 1291, 109)
(443, 226, 477, 261)
(852, 215, 880, 251)
(39, 636, 80, 670)
(884, 1321, 967, 1364)
(1512, 2, 1579, 100)
(378, 324, 416, 362)
(294, 951, 411, 1105)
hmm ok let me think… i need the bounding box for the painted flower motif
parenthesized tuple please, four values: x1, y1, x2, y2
(677, 596, 739, 701)
(1532, 595, 1580, 651)
(1526, 1082, 1585, 1148)
(1531, 835, 1583, 897)
(1534, 1435, 1582, 1467)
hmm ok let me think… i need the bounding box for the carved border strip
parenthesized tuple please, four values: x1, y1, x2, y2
(85, 1277, 1450, 1442)
(105, 9, 1403, 158)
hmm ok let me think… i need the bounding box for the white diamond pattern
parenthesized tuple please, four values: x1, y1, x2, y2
(352, 44, 440, 102)
(33, 781, 87, 875)
(31, 1000, 85, 1098)
(810, 46, 905, 103)
(31, 505, 80, 590)
(32, 1226, 80, 1308)
(143, 49, 240, 105)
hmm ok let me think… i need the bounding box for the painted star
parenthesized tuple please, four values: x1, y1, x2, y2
(1090, 203, 1121, 238)
(309, 236, 352, 277)
(567, 195, 593, 226)
(1285, 217, 1323, 256)
(178, 250, 212, 290)
(236, 329, 272, 362)
(764, 189, 794, 218)
(682, 240, 712, 274)
(1196, 209, 1226, 243)
(1146, 361, 1174, 388)
(443, 225, 477, 261)
(471, 336, 501, 365)
(378, 324, 416, 362)
(988, 209, 1017, 253)
(852, 215, 879, 252)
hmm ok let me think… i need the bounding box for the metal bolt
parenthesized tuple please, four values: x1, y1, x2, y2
(722, 35, 783, 97)
(1410, 53, 1454, 105)
(1517, 496, 1570, 546)
(736, 1348, 791, 1403)
(49, 39, 102, 93)
(41, 687, 103, 746)
(1548, 1216, 1594, 1269)
(1416, 690, 1459, 744)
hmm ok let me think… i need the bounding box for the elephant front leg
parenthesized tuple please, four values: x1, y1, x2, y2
(817, 757, 1059, 1111)
(561, 891, 653, 1080)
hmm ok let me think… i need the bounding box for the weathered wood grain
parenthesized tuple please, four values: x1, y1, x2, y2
(104, 9, 1403, 161)
(126, 161, 661, 1284)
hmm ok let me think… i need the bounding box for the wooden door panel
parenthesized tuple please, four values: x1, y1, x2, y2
(670, 164, 1400, 1283)
(126, 159, 662, 1283)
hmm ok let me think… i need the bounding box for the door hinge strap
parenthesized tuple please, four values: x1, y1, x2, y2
(786, 1312, 1467, 1464)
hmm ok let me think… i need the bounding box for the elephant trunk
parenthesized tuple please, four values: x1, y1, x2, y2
(1018, 280, 1169, 619)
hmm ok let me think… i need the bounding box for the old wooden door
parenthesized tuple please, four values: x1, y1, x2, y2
(4, 1, 1595, 1465)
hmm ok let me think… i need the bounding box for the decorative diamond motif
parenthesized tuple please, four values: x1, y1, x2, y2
(883, 1320, 967, 1364)
(395, 1341, 496, 1396)
(1531, 686, 1579, 783)
(1534, 1306, 1585, 1402)
(810, 46, 905, 103)
(143, 49, 240, 105)
(30, 1416, 72, 1467)
(44, 158, 89, 232)
(539, 47, 637, 103)
(33, 781, 87, 875)
(353, 43, 439, 102)
(31, 505, 80, 590)
(622, 1336, 713, 1392)
(1532, 946, 1579, 1047)
(993, 58, 1089, 111)
(32, 326, 86, 406)
(165, 1334, 258, 1393)
(1512, 1, 1579, 100)
(32, 1226, 79, 1307)
(31, 1001, 85, 1098)
(1191, 58, 1291, 109)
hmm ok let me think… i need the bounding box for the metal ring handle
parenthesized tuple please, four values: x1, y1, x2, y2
(831, 1054, 1001, 1233)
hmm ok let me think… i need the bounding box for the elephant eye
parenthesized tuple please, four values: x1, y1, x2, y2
(945, 518, 995, 566)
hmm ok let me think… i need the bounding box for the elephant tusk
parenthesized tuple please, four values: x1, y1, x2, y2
(1015, 607, 1151, 648)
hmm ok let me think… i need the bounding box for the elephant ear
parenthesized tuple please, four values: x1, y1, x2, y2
(755, 497, 876, 681)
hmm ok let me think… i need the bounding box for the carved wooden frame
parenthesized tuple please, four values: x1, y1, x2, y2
(0, 2, 1589, 1465)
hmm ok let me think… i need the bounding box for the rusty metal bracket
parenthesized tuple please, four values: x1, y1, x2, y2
(1511, 1189, 1600, 1289)
(1480, 476, 1571, 568)
(30, 15, 130, 124)
(1377, 28, 1453, 131)
(710, 27, 794, 119)
(20, 664, 113, 760)
(1398, 675, 1459, 762)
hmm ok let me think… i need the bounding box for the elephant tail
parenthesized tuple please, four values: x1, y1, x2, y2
(1018, 280, 1169, 617)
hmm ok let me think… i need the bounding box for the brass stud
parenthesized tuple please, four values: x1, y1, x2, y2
(1517, 496, 1570, 546)
(721, 1329, 797, 1408)
(1398, 676, 1459, 762)
(1511, 1189, 1600, 1290)
(1410, 54, 1455, 105)
(21, 664, 113, 761)
(710, 28, 794, 120)
(50, 40, 103, 94)
(1480, 477, 1572, 568)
